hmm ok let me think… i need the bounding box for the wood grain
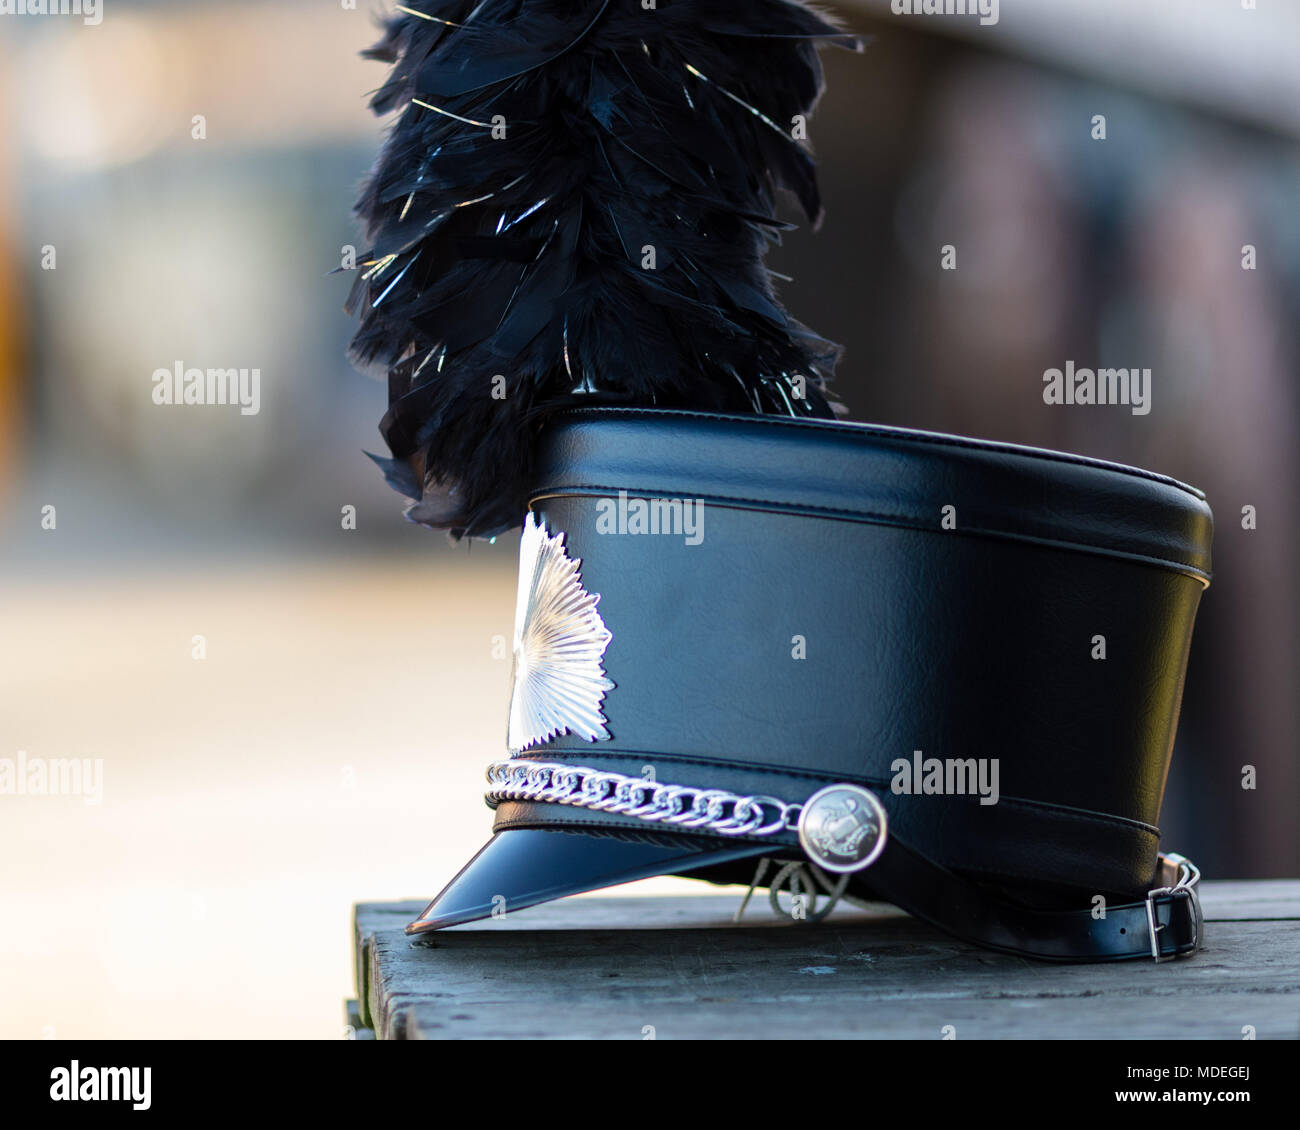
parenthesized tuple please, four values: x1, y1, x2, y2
(351, 882, 1300, 1040)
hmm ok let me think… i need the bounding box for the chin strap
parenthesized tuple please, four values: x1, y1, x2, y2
(485, 760, 1202, 964)
(734, 857, 858, 925)
(740, 846, 1201, 964)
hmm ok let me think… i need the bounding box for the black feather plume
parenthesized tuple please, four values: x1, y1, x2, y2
(347, 0, 859, 538)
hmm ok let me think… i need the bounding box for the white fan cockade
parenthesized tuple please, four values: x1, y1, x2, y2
(507, 513, 615, 753)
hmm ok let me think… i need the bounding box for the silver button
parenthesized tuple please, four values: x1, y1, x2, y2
(797, 784, 888, 873)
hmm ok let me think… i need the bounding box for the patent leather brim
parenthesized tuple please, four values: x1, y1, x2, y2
(405, 828, 775, 934)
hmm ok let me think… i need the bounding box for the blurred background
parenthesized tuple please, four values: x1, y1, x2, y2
(1, 0, 1296, 1038)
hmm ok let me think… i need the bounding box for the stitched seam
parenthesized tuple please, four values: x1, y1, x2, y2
(488, 813, 1148, 891)
(528, 485, 1211, 582)
(490, 811, 788, 845)
(514, 749, 843, 786)
(955, 859, 1152, 892)
(548, 408, 1207, 499)
(511, 749, 1162, 837)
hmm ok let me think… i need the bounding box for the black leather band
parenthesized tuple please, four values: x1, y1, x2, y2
(859, 835, 1201, 963)
(493, 791, 1202, 962)
(497, 750, 1168, 907)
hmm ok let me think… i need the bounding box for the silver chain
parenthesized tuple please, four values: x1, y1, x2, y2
(485, 760, 803, 838)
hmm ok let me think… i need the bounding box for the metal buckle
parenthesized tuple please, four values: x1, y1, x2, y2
(1145, 853, 1200, 962)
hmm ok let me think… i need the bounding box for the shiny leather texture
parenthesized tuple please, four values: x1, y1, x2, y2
(495, 408, 1213, 904)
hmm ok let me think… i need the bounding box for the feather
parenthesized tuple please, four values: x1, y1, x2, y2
(347, 0, 859, 538)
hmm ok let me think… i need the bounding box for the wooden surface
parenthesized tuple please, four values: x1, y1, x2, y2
(350, 881, 1300, 1040)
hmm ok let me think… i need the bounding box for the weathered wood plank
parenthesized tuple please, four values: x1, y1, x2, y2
(343, 999, 375, 1041)
(396, 991, 1298, 1041)
(352, 882, 1300, 1040)
(1196, 880, 1300, 920)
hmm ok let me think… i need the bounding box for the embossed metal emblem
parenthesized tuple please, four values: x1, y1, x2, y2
(797, 784, 888, 873)
(507, 513, 615, 753)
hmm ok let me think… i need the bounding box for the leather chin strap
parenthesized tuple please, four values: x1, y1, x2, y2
(849, 835, 1202, 963)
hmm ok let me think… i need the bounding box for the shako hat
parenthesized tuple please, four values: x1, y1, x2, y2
(404, 409, 1212, 962)
(343, 2, 1211, 961)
